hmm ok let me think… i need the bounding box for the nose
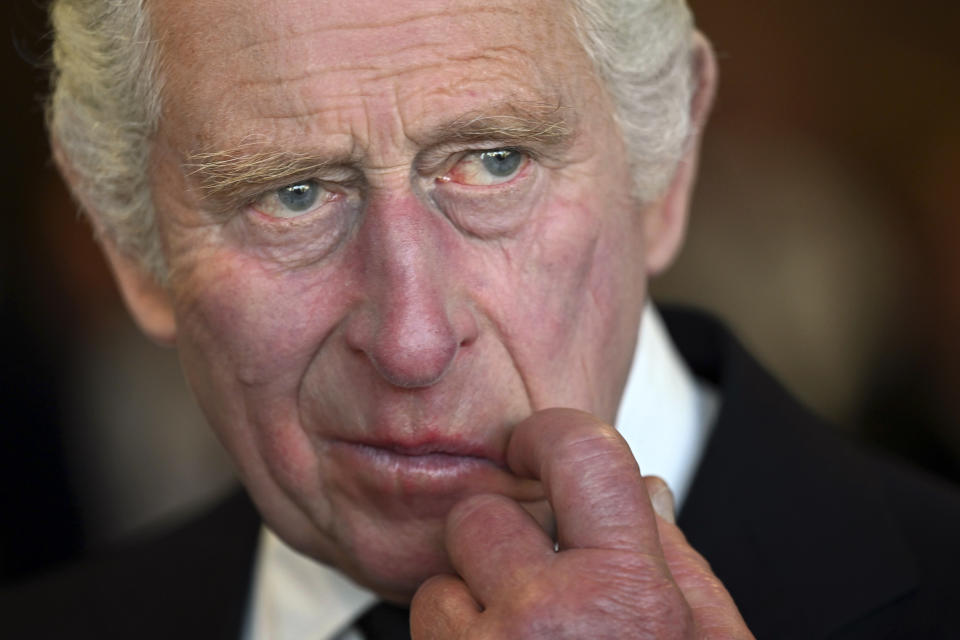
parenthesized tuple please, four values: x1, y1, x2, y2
(345, 193, 477, 389)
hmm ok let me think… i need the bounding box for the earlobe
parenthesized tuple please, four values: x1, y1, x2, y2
(644, 31, 718, 275)
(99, 236, 178, 346)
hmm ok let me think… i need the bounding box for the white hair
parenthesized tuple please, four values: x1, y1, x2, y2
(569, 0, 695, 198)
(49, 0, 165, 277)
(48, 0, 696, 282)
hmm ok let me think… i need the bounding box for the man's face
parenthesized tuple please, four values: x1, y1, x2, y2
(149, 0, 651, 599)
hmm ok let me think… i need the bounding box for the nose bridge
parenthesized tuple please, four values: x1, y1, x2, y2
(355, 191, 465, 388)
(373, 193, 449, 332)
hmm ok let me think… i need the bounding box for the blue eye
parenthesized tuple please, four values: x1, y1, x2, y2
(480, 150, 523, 178)
(278, 181, 319, 213)
(254, 179, 331, 219)
(443, 149, 529, 186)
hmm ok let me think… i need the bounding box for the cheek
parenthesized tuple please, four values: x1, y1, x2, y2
(169, 249, 354, 488)
(472, 193, 644, 414)
(175, 253, 350, 382)
(529, 192, 639, 321)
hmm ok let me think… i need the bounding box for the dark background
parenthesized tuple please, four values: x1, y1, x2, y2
(2, 1, 959, 584)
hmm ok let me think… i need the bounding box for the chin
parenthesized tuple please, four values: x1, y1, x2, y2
(337, 523, 457, 603)
(275, 494, 455, 603)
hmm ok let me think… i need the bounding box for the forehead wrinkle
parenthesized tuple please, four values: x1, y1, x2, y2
(235, 39, 455, 90)
(366, 44, 538, 85)
(232, 36, 548, 117)
(231, 4, 524, 58)
(245, 62, 551, 123)
(214, 4, 557, 103)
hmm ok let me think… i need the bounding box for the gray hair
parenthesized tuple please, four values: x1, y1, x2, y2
(569, 0, 695, 198)
(48, 0, 696, 282)
(49, 0, 165, 278)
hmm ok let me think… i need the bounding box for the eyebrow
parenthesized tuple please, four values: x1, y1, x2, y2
(184, 100, 576, 203)
(429, 101, 575, 148)
(184, 143, 351, 204)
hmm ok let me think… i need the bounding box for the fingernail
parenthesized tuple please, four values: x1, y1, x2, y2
(650, 482, 676, 525)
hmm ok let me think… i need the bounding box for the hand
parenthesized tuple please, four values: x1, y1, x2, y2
(410, 408, 753, 639)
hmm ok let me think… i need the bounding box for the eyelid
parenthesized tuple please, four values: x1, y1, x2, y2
(416, 142, 542, 177)
(437, 148, 531, 188)
(201, 171, 360, 219)
(251, 179, 352, 220)
(195, 159, 355, 195)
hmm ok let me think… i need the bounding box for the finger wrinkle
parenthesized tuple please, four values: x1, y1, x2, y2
(548, 430, 631, 470)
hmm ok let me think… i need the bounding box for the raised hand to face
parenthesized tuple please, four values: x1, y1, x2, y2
(411, 408, 753, 639)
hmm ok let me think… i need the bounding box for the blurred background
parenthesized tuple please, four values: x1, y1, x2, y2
(2, 1, 959, 585)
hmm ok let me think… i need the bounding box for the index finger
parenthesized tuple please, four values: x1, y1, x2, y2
(506, 408, 660, 552)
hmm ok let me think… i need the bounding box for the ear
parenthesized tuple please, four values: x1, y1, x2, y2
(99, 236, 178, 346)
(643, 31, 718, 275)
(52, 138, 177, 346)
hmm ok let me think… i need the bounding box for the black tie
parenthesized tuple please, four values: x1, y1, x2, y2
(356, 602, 412, 640)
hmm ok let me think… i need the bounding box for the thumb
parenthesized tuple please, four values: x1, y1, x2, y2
(410, 574, 482, 639)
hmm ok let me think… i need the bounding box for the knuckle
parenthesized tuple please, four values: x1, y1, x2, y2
(597, 554, 695, 638)
(490, 554, 694, 639)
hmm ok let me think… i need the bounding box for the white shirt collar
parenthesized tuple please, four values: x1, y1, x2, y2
(244, 302, 719, 640)
(616, 303, 719, 509)
(244, 528, 376, 640)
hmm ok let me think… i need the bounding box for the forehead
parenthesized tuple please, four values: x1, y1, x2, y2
(152, 0, 594, 155)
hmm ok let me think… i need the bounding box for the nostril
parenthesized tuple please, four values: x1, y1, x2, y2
(452, 305, 480, 349)
(458, 330, 477, 349)
(342, 299, 478, 389)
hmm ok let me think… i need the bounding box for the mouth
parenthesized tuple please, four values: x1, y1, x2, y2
(327, 437, 538, 514)
(357, 437, 504, 461)
(335, 437, 506, 477)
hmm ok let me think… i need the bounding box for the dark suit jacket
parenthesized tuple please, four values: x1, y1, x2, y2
(3, 308, 960, 638)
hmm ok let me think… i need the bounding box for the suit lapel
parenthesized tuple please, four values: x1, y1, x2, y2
(147, 489, 262, 639)
(665, 308, 918, 638)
